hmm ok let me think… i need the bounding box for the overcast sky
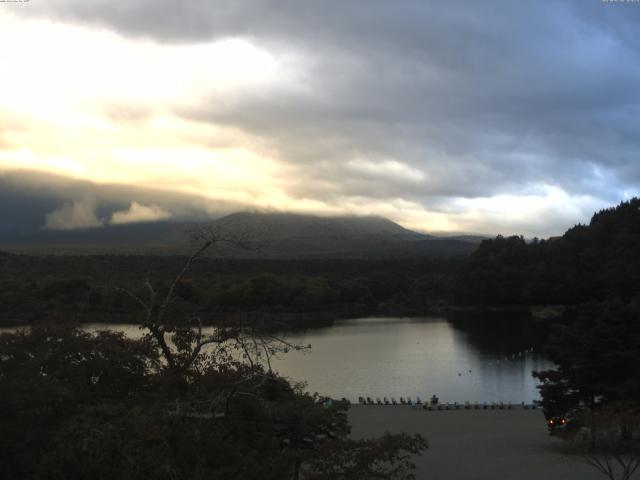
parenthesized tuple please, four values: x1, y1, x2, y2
(1, 0, 639, 236)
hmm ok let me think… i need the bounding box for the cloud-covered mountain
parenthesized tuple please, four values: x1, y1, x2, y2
(209, 212, 480, 258)
(0, 169, 238, 240)
(212, 211, 425, 239)
(0, 171, 480, 257)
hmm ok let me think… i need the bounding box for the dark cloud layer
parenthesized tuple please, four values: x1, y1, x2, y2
(14, 1, 640, 235)
(0, 170, 240, 235)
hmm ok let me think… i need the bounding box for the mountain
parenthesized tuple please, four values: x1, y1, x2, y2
(0, 169, 483, 258)
(0, 211, 480, 259)
(207, 211, 472, 258)
(212, 211, 426, 239)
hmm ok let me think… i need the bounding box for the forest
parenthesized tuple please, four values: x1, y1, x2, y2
(454, 198, 640, 306)
(0, 254, 457, 328)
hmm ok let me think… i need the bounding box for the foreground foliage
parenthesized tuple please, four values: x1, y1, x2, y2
(0, 324, 426, 479)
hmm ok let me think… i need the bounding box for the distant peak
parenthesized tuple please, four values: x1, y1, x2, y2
(213, 211, 425, 238)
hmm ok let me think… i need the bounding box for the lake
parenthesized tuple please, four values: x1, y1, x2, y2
(4, 316, 554, 404)
(270, 316, 553, 404)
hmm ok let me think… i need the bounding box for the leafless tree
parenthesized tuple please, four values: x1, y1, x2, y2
(95, 224, 313, 422)
(98, 223, 306, 384)
(562, 406, 640, 480)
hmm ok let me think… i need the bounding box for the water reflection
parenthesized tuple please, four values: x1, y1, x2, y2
(448, 311, 548, 356)
(271, 317, 553, 403)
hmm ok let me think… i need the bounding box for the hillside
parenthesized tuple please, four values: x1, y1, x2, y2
(212, 211, 425, 239)
(208, 212, 478, 258)
(1, 211, 480, 259)
(454, 198, 640, 305)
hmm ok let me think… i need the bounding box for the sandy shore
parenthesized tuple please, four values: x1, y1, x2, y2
(349, 405, 603, 480)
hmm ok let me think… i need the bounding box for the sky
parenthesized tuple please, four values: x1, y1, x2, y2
(1, 0, 639, 237)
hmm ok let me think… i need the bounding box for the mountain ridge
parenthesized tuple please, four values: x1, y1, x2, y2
(0, 211, 480, 259)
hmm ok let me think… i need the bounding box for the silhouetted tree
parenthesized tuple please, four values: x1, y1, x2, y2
(534, 299, 640, 419)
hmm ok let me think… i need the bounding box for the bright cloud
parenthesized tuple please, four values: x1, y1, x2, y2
(44, 199, 102, 230)
(0, 13, 282, 120)
(110, 202, 171, 224)
(448, 186, 606, 237)
(347, 158, 425, 183)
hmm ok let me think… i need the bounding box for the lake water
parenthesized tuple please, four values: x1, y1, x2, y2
(271, 317, 552, 404)
(4, 316, 554, 404)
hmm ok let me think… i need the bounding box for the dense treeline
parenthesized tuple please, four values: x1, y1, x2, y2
(534, 298, 640, 418)
(0, 254, 458, 327)
(454, 198, 640, 306)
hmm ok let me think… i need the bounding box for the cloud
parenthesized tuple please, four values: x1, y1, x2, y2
(110, 202, 172, 224)
(44, 199, 102, 230)
(446, 186, 605, 237)
(0, 170, 242, 238)
(152, 0, 640, 210)
(5, 1, 640, 236)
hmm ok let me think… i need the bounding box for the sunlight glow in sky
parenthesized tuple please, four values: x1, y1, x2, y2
(0, 13, 293, 204)
(1, 2, 639, 236)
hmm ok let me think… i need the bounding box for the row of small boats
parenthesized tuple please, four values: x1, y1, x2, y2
(354, 397, 541, 410)
(357, 396, 426, 405)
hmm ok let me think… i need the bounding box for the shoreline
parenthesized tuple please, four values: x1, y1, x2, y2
(0, 304, 557, 330)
